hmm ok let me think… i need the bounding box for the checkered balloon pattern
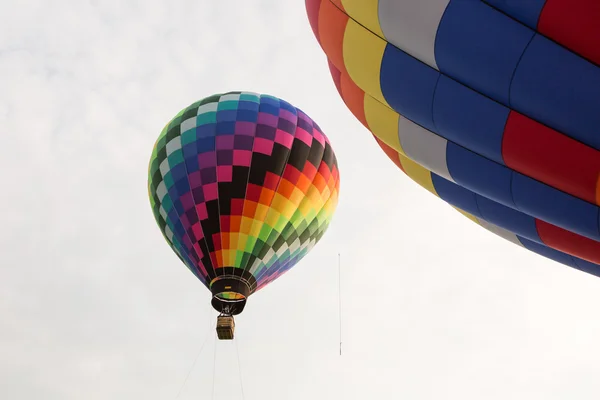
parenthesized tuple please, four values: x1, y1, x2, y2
(148, 92, 340, 298)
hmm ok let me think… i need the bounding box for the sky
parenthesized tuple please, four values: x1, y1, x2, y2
(2, 0, 600, 399)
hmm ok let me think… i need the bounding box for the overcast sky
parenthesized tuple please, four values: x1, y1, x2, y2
(2, 0, 600, 399)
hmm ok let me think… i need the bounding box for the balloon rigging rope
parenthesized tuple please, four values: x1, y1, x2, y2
(235, 337, 246, 400)
(212, 334, 218, 400)
(175, 314, 215, 399)
(338, 252, 342, 356)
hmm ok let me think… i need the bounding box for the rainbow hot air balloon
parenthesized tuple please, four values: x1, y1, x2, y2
(306, 0, 600, 274)
(148, 92, 340, 339)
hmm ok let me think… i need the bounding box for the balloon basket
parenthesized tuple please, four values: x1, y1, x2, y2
(216, 315, 235, 340)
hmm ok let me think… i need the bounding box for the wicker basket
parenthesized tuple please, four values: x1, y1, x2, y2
(216, 316, 235, 340)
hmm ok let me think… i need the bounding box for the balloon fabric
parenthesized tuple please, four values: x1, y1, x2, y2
(306, 0, 600, 275)
(148, 92, 340, 316)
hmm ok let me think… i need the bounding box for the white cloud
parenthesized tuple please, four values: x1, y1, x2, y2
(2, 0, 600, 398)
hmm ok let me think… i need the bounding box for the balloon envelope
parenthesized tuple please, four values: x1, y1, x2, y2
(306, 0, 600, 274)
(148, 92, 340, 314)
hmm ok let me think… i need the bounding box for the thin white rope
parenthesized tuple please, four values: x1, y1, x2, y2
(175, 314, 215, 399)
(339, 252, 342, 356)
(235, 337, 246, 400)
(212, 333, 218, 400)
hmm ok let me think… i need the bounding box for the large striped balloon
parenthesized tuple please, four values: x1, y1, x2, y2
(306, 0, 600, 275)
(148, 92, 340, 315)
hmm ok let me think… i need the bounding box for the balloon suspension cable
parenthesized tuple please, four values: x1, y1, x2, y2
(174, 307, 214, 399)
(338, 252, 342, 356)
(212, 333, 217, 400)
(220, 303, 232, 317)
(235, 335, 246, 400)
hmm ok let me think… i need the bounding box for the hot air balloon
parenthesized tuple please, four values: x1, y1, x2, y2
(306, 0, 600, 274)
(148, 92, 340, 339)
